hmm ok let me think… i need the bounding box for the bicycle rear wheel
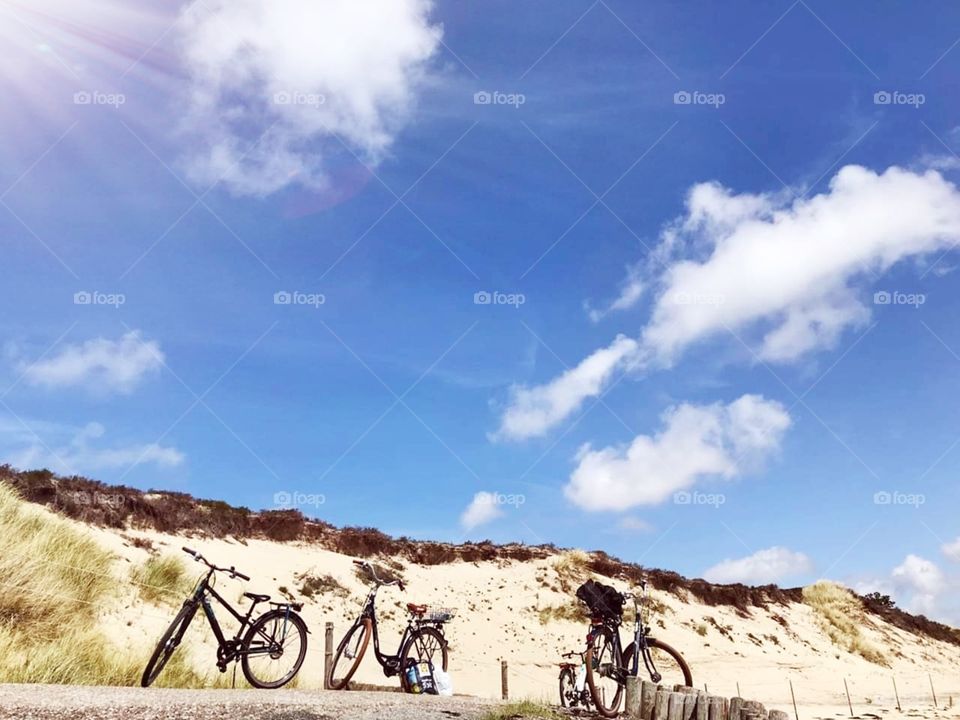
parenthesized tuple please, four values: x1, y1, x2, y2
(399, 626, 448, 693)
(585, 625, 626, 718)
(241, 609, 308, 689)
(141, 602, 197, 687)
(327, 618, 371, 690)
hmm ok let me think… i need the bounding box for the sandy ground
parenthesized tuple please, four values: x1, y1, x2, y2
(0, 685, 499, 720)
(65, 521, 960, 711)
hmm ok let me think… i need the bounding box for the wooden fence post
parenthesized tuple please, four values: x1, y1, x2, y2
(681, 690, 698, 720)
(654, 686, 671, 720)
(323, 622, 333, 689)
(694, 691, 709, 720)
(667, 692, 686, 720)
(892, 676, 901, 712)
(929, 674, 938, 708)
(729, 695, 743, 720)
(626, 676, 640, 718)
(500, 660, 508, 700)
(790, 679, 799, 720)
(844, 678, 853, 717)
(707, 695, 725, 720)
(641, 680, 657, 720)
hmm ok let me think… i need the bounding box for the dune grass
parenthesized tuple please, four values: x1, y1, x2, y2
(0, 482, 229, 687)
(132, 553, 194, 605)
(802, 581, 888, 666)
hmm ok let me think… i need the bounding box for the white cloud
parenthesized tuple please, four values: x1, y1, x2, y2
(703, 546, 813, 585)
(496, 164, 960, 438)
(942, 537, 960, 562)
(891, 554, 945, 616)
(1, 419, 183, 474)
(177, 0, 442, 196)
(460, 491, 504, 531)
(565, 394, 790, 511)
(643, 165, 960, 364)
(587, 265, 644, 322)
(20, 331, 163, 395)
(494, 335, 639, 441)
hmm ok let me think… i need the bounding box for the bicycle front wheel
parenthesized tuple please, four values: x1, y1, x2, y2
(399, 626, 448, 693)
(558, 667, 576, 707)
(241, 609, 309, 689)
(585, 626, 626, 718)
(636, 637, 692, 688)
(141, 601, 197, 687)
(327, 618, 371, 690)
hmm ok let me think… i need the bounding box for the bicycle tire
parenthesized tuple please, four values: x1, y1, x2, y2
(628, 637, 692, 687)
(327, 618, 372, 690)
(240, 609, 309, 689)
(399, 626, 448, 693)
(558, 667, 576, 707)
(585, 625, 627, 717)
(140, 601, 197, 687)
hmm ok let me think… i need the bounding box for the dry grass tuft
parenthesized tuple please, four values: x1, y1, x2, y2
(132, 554, 194, 605)
(802, 581, 888, 666)
(553, 549, 591, 593)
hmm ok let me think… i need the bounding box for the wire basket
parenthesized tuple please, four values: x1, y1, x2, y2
(424, 607, 457, 623)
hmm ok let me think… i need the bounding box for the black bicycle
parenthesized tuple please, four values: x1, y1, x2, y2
(140, 547, 309, 689)
(584, 580, 692, 718)
(327, 560, 452, 694)
(558, 649, 593, 710)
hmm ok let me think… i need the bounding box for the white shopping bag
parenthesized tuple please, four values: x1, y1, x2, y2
(432, 666, 454, 696)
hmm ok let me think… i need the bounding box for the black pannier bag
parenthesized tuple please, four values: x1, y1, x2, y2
(575, 579, 625, 619)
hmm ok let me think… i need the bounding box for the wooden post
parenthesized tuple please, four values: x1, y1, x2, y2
(501, 660, 508, 700)
(668, 693, 686, 720)
(323, 622, 333, 689)
(708, 696, 725, 720)
(626, 676, 641, 718)
(737, 683, 742, 698)
(844, 678, 853, 717)
(695, 691, 709, 720)
(929, 674, 938, 708)
(790, 679, 800, 720)
(892, 676, 901, 712)
(654, 686, 671, 720)
(641, 680, 657, 720)
(682, 690, 698, 720)
(729, 696, 743, 720)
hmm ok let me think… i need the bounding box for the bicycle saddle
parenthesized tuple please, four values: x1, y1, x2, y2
(406, 603, 428, 615)
(244, 592, 270, 603)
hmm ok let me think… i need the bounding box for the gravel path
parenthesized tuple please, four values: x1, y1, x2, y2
(0, 685, 503, 720)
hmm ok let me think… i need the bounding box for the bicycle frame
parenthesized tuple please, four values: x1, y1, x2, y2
(191, 570, 290, 664)
(586, 583, 666, 684)
(356, 584, 423, 674)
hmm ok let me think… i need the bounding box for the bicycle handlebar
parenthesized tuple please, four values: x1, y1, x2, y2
(182, 547, 249, 581)
(353, 559, 406, 591)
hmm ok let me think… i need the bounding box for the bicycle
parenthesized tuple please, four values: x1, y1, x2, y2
(584, 580, 692, 718)
(558, 649, 593, 710)
(140, 547, 309, 689)
(327, 560, 452, 694)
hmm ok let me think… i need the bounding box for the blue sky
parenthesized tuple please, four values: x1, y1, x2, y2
(2, 0, 960, 621)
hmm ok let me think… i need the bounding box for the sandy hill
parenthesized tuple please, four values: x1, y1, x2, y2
(2, 466, 958, 717)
